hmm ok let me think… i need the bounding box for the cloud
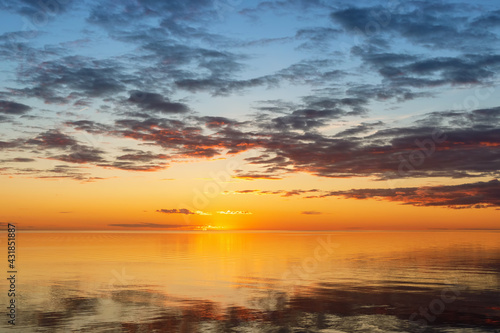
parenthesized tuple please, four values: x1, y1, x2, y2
(87, 0, 220, 28)
(254, 96, 369, 132)
(0, 0, 74, 17)
(233, 173, 284, 180)
(100, 150, 170, 172)
(66, 120, 112, 134)
(103, 162, 166, 172)
(157, 208, 253, 216)
(156, 208, 210, 215)
(0, 100, 31, 115)
(351, 47, 500, 89)
(7, 103, 500, 182)
(331, 4, 497, 51)
(94, 105, 500, 180)
(108, 222, 199, 229)
(0, 140, 21, 150)
(301, 211, 323, 215)
(157, 208, 196, 215)
(346, 84, 432, 103)
(117, 151, 169, 162)
(295, 27, 342, 50)
(3, 157, 35, 163)
(226, 189, 319, 197)
(0, 164, 107, 182)
(243, 110, 500, 180)
(12, 57, 127, 104)
(471, 9, 500, 28)
(216, 210, 252, 215)
(128, 91, 189, 114)
(311, 179, 500, 209)
(24, 130, 167, 171)
(174, 59, 346, 96)
(26, 130, 78, 148)
(334, 121, 385, 137)
(112, 117, 258, 159)
(23, 130, 107, 165)
(199, 116, 243, 129)
(1, 0, 499, 187)
(52, 145, 105, 164)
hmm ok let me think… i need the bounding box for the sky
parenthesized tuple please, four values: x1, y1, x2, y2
(0, 0, 499, 231)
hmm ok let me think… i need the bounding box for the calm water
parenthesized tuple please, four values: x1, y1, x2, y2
(1, 231, 499, 332)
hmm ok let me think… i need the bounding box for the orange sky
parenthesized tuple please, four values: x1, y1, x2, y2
(1, 157, 498, 230)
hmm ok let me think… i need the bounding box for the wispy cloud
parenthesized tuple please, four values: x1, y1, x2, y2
(301, 211, 323, 215)
(108, 223, 200, 229)
(216, 210, 253, 215)
(156, 209, 211, 215)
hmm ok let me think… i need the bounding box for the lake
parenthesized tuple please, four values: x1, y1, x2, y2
(1, 231, 499, 332)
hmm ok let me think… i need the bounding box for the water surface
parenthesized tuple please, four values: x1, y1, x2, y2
(1, 231, 499, 332)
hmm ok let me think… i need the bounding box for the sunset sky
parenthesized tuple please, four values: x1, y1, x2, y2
(0, 0, 499, 230)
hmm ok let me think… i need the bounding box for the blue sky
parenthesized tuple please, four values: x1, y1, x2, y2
(1, 0, 500, 229)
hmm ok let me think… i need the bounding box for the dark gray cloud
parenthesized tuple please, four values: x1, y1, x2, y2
(101, 150, 169, 172)
(175, 76, 279, 96)
(24, 130, 107, 166)
(0, 0, 73, 16)
(61, 105, 500, 181)
(0, 100, 31, 115)
(471, 9, 500, 28)
(112, 117, 259, 158)
(10, 157, 35, 162)
(270, 109, 345, 131)
(87, 0, 217, 28)
(415, 107, 500, 128)
(295, 27, 342, 50)
(331, 4, 498, 51)
(175, 59, 345, 96)
(128, 91, 189, 114)
(255, 95, 369, 132)
(231, 178, 500, 210)
(102, 161, 167, 172)
(26, 130, 78, 148)
(13, 56, 127, 104)
(65, 120, 112, 134)
(0, 163, 105, 182)
(335, 121, 384, 137)
(311, 179, 500, 209)
(239, 0, 329, 19)
(345, 84, 432, 103)
(198, 116, 243, 129)
(52, 145, 105, 164)
(352, 47, 500, 89)
(116, 151, 168, 162)
(0, 140, 21, 150)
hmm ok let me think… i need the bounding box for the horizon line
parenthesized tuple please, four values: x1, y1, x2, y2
(2, 228, 499, 232)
